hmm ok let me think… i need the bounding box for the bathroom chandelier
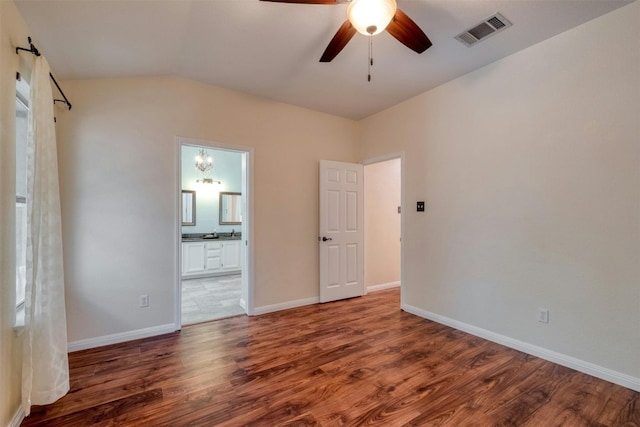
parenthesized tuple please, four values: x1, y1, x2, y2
(194, 148, 221, 184)
(195, 148, 213, 173)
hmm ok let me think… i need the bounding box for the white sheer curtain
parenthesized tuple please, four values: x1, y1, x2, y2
(22, 55, 69, 415)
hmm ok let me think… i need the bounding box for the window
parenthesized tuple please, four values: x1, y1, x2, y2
(16, 77, 30, 320)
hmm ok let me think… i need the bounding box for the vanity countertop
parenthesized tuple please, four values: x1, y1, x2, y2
(182, 233, 241, 242)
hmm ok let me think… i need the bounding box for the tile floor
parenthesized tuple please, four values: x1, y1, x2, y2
(181, 274, 244, 325)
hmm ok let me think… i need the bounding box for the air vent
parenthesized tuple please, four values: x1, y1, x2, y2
(455, 13, 512, 47)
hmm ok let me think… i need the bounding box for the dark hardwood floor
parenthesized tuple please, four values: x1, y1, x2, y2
(22, 288, 638, 426)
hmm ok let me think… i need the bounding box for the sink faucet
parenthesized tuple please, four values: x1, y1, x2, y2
(230, 229, 236, 237)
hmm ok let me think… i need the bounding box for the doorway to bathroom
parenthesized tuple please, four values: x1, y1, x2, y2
(177, 138, 252, 326)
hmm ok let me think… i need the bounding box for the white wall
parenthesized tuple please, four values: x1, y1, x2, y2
(55, 76, 360, 344)
(364, 158, 401, 289)
(360, 2, 640, 385)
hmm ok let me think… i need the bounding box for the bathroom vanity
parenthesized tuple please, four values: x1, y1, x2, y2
(181, 235, 242, 278)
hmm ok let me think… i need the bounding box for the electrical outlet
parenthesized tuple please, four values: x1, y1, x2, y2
(140, 294, 149, 308)
(537, 307, 549, 323)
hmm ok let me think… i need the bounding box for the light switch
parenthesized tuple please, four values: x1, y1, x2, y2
(417, 201, 425, 212)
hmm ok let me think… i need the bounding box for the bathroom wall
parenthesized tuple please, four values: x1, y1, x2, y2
(181, 146, 242, 234)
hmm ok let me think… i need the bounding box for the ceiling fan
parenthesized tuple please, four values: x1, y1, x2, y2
(260, 0, 432, 62)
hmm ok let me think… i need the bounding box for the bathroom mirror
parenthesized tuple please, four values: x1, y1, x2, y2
(182, 190, 196, 226)
(219, 192, 242, 225)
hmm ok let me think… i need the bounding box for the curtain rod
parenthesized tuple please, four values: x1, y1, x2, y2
(16, 37, 72, 111)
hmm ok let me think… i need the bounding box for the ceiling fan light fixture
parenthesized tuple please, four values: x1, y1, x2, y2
(347, 0, 397, 36)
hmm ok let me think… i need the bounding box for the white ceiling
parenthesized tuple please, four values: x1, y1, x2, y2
(15, 0, 633, 120)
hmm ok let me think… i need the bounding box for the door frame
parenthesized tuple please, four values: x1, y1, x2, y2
(362, 152, 405, 306)
(174, 136, 255, 330)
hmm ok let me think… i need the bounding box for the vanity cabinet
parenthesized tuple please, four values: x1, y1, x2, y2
(205, 242, 222, 272)
(182, 242, 206, 275)
(182, 240, 242, 277)
(220, 240, 241, 272)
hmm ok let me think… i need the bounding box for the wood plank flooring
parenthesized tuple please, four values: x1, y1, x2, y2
(22, 288, 639, 426)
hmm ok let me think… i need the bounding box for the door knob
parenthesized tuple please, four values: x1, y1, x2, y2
(322, 236, 332, 242)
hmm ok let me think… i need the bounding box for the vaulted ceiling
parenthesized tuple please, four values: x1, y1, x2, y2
(15, 0, 633, 120)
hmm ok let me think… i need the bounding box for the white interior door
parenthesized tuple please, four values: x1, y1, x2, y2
(319, 160, 364, 303)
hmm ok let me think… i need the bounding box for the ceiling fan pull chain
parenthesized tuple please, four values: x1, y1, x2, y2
(368, 35, 373, 82)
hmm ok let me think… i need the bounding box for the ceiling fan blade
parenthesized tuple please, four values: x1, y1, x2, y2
(386, 9, 432, 54)
(259, 0, 339, 4)
(320, 20, 357, 62)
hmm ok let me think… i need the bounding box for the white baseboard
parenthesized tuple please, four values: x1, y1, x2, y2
(253, 297, 319, 316)
(239, 298, 247, 311)
(67, 323, 177, 352)
(9, 406, 25, 427)
(367, 281, 400, 292)
(402, 303, 640, 393)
